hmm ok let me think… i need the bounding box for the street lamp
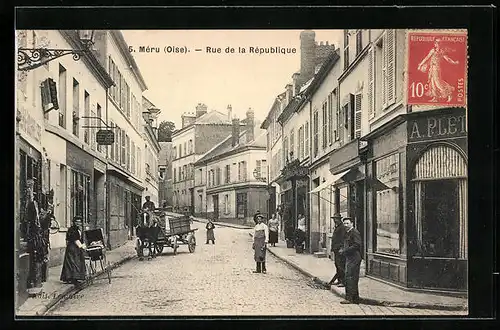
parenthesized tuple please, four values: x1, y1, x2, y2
(17, 30, 96, 72)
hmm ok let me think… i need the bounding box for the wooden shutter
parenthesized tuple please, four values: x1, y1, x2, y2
(382, 32, 388, 109)
(386, 29, 396, 105)
(368, 47, 375, 119)
(355, 93, 362, 138)
(349, 93, 355, 140)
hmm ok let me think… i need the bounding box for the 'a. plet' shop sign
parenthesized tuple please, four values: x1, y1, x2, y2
(406, 30, 468, 108)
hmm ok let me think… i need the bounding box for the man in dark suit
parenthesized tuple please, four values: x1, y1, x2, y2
(339, 217, 362, 304)
(328, 214, 346, 287)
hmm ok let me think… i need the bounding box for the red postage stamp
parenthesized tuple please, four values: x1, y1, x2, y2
(407, 31, 468, 107)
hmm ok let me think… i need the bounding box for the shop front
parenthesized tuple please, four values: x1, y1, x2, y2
(278, 159, 309, 250)
(106, 165, 144, 249)
(329, 139, 368, 255)
(363, 107, 467, 292)
(406, 108, 467, 292)
(16, 136, 43, 307)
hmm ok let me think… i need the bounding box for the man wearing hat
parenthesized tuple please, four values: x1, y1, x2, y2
(339, 217, 362, 304)
(328, 213, 346, 287)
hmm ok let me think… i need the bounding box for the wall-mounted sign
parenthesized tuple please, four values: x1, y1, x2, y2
(408, 112, 467, 142)
(96, 130, 115, 145)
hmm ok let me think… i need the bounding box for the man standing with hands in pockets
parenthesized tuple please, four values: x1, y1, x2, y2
(339, 217, 362, 304)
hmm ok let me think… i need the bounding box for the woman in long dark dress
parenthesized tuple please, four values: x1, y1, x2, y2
(206, 220, 215, 244)
(268, 213, 279, 247)
(60, 216, 87, 284)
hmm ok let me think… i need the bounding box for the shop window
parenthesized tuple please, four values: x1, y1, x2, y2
(374, 153, 400, 255)
(70, 169, 89, 224)
(338, 186, 348, 218)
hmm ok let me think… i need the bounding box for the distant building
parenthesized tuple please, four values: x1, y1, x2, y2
(194, 109, 268, 225)
(141, 96, 161, 209)
(171, 104, 243, 214)
(158, 141, 174, 208)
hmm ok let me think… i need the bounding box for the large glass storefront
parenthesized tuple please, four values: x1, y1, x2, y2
(374, 153, 401, 256)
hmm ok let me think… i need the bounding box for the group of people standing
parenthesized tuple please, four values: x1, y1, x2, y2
(328, 214, 363, 305)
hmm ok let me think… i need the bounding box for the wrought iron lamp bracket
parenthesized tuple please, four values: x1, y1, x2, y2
(17, 48, 88, 71)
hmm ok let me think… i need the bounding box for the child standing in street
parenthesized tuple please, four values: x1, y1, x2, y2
(206, 219, 215, 244)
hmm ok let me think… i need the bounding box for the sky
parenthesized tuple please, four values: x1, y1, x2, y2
(121, 30, 342, 130)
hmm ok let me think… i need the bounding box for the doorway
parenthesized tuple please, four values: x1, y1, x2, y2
(421, 180, 459, 258)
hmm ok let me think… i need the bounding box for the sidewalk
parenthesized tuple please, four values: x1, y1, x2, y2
(252, 234, 468, 311)
(16, 240, 137, 316)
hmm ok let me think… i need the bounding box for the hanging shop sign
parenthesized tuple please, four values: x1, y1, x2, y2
(96, 130, 115, 145)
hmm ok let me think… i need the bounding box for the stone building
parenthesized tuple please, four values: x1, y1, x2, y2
(171, 104, 243, 214)
(194, 109, 268, 225)
(158, 141, 174, 208)
(141, 96, 161, 209)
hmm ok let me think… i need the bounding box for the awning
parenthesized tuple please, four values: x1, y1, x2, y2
(309, 169, 350, 194)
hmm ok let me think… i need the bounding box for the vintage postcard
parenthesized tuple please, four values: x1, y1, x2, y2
(15, 27, 469, 317)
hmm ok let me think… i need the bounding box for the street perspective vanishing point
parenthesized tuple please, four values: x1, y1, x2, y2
(15, 28, 469, 317)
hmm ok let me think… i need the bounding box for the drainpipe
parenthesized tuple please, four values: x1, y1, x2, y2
(104, 83, 111, 250)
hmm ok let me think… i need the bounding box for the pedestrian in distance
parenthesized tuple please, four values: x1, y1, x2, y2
(268, 213, 279, 247)
(328, 213, 346, 287)
(206, 219, 215, 244)
(252, 214, 269, 273)
(339, 217, 362, 304)
(60, 216, 87, 285)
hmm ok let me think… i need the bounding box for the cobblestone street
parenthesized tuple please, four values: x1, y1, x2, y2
(48, 223, 464, 316)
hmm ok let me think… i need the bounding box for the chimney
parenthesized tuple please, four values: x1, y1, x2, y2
(181, 112, 196, 128)
(246, 108, 255, 142)
(195, 103, 208, 118)
(231, 118, 240, 147)
(227, 104, 232, 121)
(292, 72, 301, 95)
(285, 84, 293, 104)
(300, 30, 316, 85)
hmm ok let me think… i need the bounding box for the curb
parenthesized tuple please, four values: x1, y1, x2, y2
(250, 233, 467, 312)
(39, 253, 137, 316)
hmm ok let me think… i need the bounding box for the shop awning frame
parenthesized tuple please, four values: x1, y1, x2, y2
(309, 169, 350, 194)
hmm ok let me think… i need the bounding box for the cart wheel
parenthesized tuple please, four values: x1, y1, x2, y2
(188, 235, 196, 253)
(155, 243, 164, 255)
(172, 237, 178, 255)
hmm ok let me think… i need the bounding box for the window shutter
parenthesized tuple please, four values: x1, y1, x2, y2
(387, 29, 396, 105)
(368, 47, 375, 119)
(382, 32, 388, 109)
(349, 93, 355, 140)
(355, 93, 362, 138)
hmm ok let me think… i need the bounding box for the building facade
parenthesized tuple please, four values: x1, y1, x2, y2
(171, 105, 237, 214)
(15, 30, 115, 306)
(95, 30, 148, 247)
(260, 93, 285, 237)
(324, 29, 468, 292)
(141, 96, 161, 207)
(194, 110, 268, 225)
(158, 141, 174, 208)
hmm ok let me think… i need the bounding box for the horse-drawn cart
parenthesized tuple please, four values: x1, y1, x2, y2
(136, 210, 197, 259)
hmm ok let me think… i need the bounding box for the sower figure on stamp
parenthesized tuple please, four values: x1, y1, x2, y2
(328, 213, 346, 287)
(252, 214, 269, 273)
(339, 217, 362, 304)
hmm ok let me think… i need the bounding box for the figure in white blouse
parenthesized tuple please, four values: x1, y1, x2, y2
(252, 215, 269, 274)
